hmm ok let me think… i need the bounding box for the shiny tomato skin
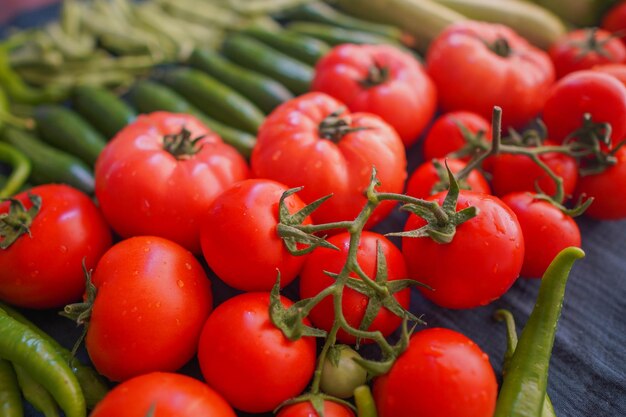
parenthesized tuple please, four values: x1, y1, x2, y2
(426, 21, 554, 129)
(198, 293, 317, 413)
(90, 372, 236, 417)
(0, 184, 112, 309)
(549, 28, 626, 79)
(251, 92, 406, 228)
(405, 158, 490, 200)
(95, 112, 249, 254)
(374, 328, 497, 417)
(200, 179, 310, 291)
(402, 191, 524, 309)
(87, 236, 212, 382)
(312, 44, 437, 146)
(299, 232, 409, 344)
(422, 111, 492, 162)
(502, 192, 582, 278)
(575, 146, 626, 220)
(490, 140, 578, 198)
(277, 401, 355, 417)
(542, 71, 626, 144)
(592, 63, 626, 86)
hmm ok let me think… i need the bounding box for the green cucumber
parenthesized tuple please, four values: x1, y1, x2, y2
(128, 80, 255, 157)
(1, 127, 94, 194)
(188, 48, 293, 113)
(285, 21, 402, 46)
(277, 1, 405, 41)
(72, 85, 136, 140)
(221, 34, 313, 95)
(240, 26, 330, 66)
(158, 67, 265, 134)
(34, 105, 106, 166)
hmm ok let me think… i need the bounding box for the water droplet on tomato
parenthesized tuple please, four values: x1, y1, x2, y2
(59, 245, 68, 253)
(185, 263, 192, 270)
(177, 280, 185, 288)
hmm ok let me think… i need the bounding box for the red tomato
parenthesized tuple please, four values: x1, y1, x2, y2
(426, 21, 554, 129)
(374, 328, 497, 417)
(592, 63, 626, 86)
(90, 372, 236, 417)
(422, 111, 492, 162)
(312, 43, 437, 147)
(502, 192, 582, 278)
(87, 236, 212, 382)
(251, 92, 407, 228)
(0, 184, 111, 309)
(198, 293, 316, 413)
(405, 158, 490, 200)
(542, 71, 626, 144)
(489, 140, 578, 198)
(402, 191, 524, 309)
(277, 401, 355, 417)
(200, 179, 310, 291)
(299, 232, 409, 344)
(95, 112, 249, 254)
(602, 1, 626, 44)
(549, 28, 626, 79)
(575, 146, 626, 220)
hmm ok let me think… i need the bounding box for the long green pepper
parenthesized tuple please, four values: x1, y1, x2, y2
(13, 364, 60, 417)
(494, 247, 585, 417)
(0, 359, 22, 417)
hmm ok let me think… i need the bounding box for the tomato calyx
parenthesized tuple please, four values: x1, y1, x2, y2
(447, 118, 491, 160)
(571, 27, 616, 61)
(429, 159, 474, 195)
(318, 108, 371, 143)
(359, 61, 390, 88)
(0, 193, 41, 249)
(486, 37, 512, 58)
(162, 127, 205, 159)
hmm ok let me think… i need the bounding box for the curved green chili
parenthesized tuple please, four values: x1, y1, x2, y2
(0, 308, 86, 417)
(0, 303, 108, 409)
(0, 142, 31, 198)
(0, 359, 23, 417)
(493, 247, 585, 417)
(494, 310, 556, 417)
(13, 364, 60, 417)
(354, 385, 378, 417)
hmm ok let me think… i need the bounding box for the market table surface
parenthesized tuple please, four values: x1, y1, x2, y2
(1, 3, 625, 417)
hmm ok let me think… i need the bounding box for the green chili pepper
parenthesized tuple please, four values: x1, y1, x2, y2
(354, 385, 379, 417)
(0, 308, 86, 417)
(0, 359, 23, 417)
(493, 247, 585, 417)
(13, 364, 60, 417)
(0, 142, 31, 198)
(0, 303, 108, 409)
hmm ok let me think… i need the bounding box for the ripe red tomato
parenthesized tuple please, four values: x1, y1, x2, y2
(489, 140, 578, 198)
(90, 372, 236, 417)
(200, 179, 311, 291)
(426, 21, 554, 129)
(95, 112, 249, 254)
(198, 293, 317, 413)
(549, 28, 626, 79)
(374, 328, 497, 417)
(542, 71, 626, 144)
(312, 43, 437, 147)
(602, 1, 626, 44)
(86, 236, 212, 382)
(575, 146, 626, 220)
(251, 92, 407, 228)
(402, 191, 524, 309)
(422, 111, 492, 162)
(277, 401, 355, 417)
(0, 184, 111, 309)
(299, 231, 409, 344)
(405, 158, 490, 200)
(592, 63, 626, 86)
(501, 192, 582, 278)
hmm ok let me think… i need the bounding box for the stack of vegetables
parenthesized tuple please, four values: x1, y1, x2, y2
(0, 0, 625, 416)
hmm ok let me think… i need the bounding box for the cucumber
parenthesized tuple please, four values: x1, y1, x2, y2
(221, 34, 313, 95)
(188, 48, 293, 113)
(432, 0, 566, 50)
(34, 105, 106, 166)
(335, 0, 466, 52)
(72, 85, 136, 140)
(128, 80, 256, 157)
(285, 21, 404, 46)
(240, 26, 330, 66)
(527, 0, 616, 27)
(1, 127, 94, 194)
(277, 1, 405, 41)
(158, 67, 265, 134)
